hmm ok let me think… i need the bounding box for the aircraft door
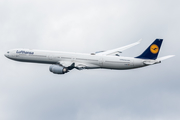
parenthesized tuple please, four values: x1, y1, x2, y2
(130, 59, 134, 67)
(48, 55, 54, 60)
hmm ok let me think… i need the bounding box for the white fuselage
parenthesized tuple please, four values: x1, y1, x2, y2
(5, 49, 149, 70)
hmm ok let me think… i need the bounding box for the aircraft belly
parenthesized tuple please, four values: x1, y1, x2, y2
(102, 58, 134, 70)
(10, 55, 57, 64)
(103, 63, 133, 69)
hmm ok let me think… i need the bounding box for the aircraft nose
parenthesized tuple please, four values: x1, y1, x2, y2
(4, 53, 8, 58)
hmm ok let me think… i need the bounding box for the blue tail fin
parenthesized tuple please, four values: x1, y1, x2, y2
(136, 39, 163, 60)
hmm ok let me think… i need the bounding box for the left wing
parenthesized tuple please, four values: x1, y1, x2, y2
(57, 61, 100, 70)
(96, 39, 142, 56)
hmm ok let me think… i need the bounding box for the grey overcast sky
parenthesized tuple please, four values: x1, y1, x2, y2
(0, 0, 180, 120)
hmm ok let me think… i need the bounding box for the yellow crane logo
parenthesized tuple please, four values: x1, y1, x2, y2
(150, 44, 159, 54)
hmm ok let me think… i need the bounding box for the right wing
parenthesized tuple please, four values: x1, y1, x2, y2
(96, 39, 142, 56)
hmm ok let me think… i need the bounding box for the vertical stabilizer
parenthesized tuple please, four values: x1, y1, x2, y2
(136, 39, 163, 60)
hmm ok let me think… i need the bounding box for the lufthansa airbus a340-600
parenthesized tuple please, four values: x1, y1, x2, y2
(5, 39, 174, 75)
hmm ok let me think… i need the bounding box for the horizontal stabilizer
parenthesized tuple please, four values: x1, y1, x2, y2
(157, 55, 175, 61)
(143, 60, 161, 65)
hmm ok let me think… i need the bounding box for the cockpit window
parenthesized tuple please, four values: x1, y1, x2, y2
(7, 51, 9, 53)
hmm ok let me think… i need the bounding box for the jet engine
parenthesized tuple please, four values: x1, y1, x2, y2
(49, 65, 68, 74)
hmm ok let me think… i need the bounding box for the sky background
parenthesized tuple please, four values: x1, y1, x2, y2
(0, 0, 180, 120)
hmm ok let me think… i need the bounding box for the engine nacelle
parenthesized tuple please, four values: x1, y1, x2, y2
(49, 65, 68, 74)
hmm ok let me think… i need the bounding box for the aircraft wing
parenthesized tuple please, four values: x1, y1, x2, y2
(57, 61, 100, 70)
(75, 62, 100, 70)
(58, 61, 73, 67)
(96, 39, 142, 56)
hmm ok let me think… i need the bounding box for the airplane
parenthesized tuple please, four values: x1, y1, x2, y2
(4, 39, 175, 74)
